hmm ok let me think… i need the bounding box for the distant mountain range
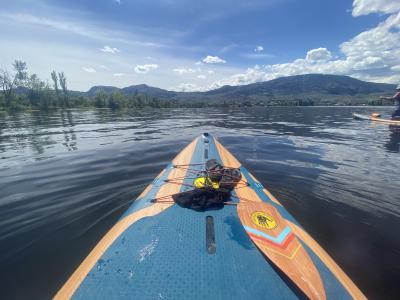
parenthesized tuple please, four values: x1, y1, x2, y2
(87, 84, 177, 99)
(86, 74, 396, 105)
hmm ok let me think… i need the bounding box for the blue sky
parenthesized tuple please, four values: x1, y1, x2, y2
(1, 0, 400, 91)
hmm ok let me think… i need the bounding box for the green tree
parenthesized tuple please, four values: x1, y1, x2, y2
(0, 60, 28, 106)
(58, 72, 69, 107)
(26, 74, 52, 108)
(51, 71, 60, 100)
(108, 92, 127, 109)
(94, 92, 108, 108)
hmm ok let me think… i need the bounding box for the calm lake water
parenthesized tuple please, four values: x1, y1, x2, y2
(0, 107, 399, 299)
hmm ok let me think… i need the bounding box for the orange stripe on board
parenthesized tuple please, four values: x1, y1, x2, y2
(214, 137, 282, 206)
(214, 138, 241, 168)
(250, 232, 301, 260)
(172, 138, 198, 165)
(155, 138, 199, 201)
(135, 164, 168, 201)
(155, 169, 165, 180)
(232, 170, 262, 203)
(370, 116, 400, 124)
(288, 221, 367, 300)
(137, 184, 153, 199)
(235, 180, 263, 202)
(55, 137, 199, 299)
(248, 231, 295, 250)
(214, 137, 261, 204)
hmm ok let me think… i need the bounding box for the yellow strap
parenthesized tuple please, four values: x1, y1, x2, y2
(193, 177, 219, 189)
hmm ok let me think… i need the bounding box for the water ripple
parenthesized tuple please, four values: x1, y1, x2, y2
(0, 107, 399, 299)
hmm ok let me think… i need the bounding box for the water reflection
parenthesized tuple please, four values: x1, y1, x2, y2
(0, 107, 390, 163)
(385, 125, 400, 153)
(60, 110, 77, 151)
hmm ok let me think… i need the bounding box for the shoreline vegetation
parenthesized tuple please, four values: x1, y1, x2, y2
(0, 60, 393, 112)
(0, 60, 182, 111)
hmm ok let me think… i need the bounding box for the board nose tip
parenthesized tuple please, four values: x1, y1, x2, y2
(202, 132, 212, 141)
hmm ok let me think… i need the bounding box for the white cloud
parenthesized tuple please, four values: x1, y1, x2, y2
(306, 48, 332, 61)
(174, 83, 206, 92)
(353, 56, 385, 70)
(82, 67, 96, 73)
(197, 74, 206, 79)
(340, 12, 400, 73)
(391, 65, 400, 71)
(2, 2, 399, 92)
(254, 45, 264, 52)
(99, 65, 108, 69)
(114, 0, 121, 4)
(202, 55, 226, 64)
(0, 9, 225, 91)
(173, 68, 197, 75)
(242, 53, 275, 59)
(134, 64, 159, 74)
(0, 12, 164, 49)
(112, 73, 126, 77)
(212, 65, 267, 87)
(352, 72, 400, 84)
(100, 45, 120, 54)
(210, 10, 400, 88)
(195, 61, 202, 65)
(208, 70, 215, 74)
(352, 0, 400, 17)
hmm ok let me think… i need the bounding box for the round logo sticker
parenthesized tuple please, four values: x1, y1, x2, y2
(251, 212, 277, 230)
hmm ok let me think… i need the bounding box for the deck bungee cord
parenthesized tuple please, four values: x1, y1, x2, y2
(148, 160, 248, 210)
